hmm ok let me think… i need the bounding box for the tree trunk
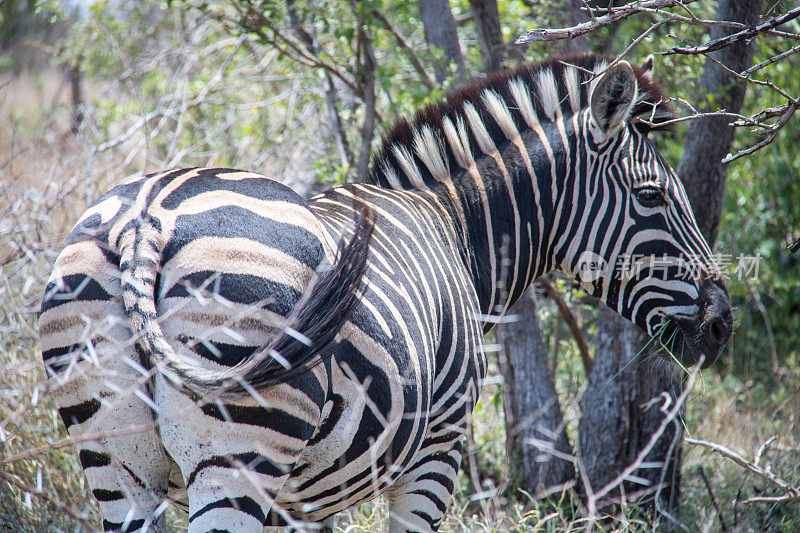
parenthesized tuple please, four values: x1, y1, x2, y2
(578, 305, 684, 513)
(69, 60, 83, 134)
(676, 0, 763, 246)
(416, 0, 467, 83)
(468, 0, 508, 73)
(353, 13, 377, 181)
(556, 0, 590, 55)
(499, 287, 574, 494)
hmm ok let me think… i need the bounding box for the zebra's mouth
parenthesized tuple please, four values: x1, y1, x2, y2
(654, 279, 733, 370)
(658, 318, 716, 369)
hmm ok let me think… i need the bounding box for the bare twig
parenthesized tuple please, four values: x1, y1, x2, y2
(368, 9, 436, 91)
(696, 466, 728, 531)
(537, 276, 592, 375)
(287, 0, 354, 169)
(722, 98, 799, 163)
(747, 283, 779, 374)
(686, 437, 800, 504)
(741, 42, 800, 76)
(735, 103, 792, 126)
(754, 436, 777, 467)
(662, 7, 800, 56)
(638, 7, 800, 39)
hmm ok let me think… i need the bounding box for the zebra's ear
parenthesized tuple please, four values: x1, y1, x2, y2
(589, 61, 638, 137)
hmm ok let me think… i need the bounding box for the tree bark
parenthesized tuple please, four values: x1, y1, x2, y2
(676, 0, 763, 246)
(499, 288, 575, 494)
(556, 0, 591, 55)
(416, 0, 467, 83)
(468, 0, 508, 73)
(69, 60, 83, 134)
(578, 305, 683, 513)
(353, 13, 377, 181)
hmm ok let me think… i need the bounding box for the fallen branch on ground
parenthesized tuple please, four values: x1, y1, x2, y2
(686, 437, 800, 505)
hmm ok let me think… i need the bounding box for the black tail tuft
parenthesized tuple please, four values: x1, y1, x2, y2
(209, 207, 375, 396)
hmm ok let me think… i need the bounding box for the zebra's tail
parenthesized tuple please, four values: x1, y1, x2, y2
(119, 209, 374, 399)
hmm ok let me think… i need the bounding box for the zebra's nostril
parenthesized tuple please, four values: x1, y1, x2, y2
(705, 315, 729, 348)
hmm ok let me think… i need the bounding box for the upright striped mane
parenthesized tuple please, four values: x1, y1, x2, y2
(366, 54, 673, 191)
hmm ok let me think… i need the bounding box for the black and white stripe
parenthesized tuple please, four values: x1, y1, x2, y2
(40, 54, 731, 532)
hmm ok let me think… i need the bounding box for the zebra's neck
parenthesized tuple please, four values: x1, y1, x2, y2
(437, 104, 578, 319)
(367, 87, 584, 320)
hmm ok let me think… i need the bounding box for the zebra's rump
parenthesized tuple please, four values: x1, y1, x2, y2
(41, 167, 337, 373)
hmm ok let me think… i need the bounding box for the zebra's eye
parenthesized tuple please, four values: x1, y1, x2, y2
(635, 186, 665, 208)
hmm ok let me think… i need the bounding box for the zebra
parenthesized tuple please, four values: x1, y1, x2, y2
(40, 54, 732, 532)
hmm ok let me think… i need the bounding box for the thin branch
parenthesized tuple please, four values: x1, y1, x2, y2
(640, 6, 799, 39)
(747, 283, 779, 374)
(368, 9, 436, 91)
(609, 18, 670, 71)
(670, 32, 795, 101)
(745, 494, 800, 504)
(242, 11, 360, 95)
(741, 42, 800, 76)
(515, 0, 697, 44)
(696, 466, 728, 531)
(722, 98, 799, 163)
(537, 276, 592, 375)
(588, 361, 702, 512)
(736, 102, 793, 125)
(662, 6, 800, 55)
(687, 437, 800, 502)
(286, 0, 354, 169)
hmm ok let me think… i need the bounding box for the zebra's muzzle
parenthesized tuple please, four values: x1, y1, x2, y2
(666, 278, 733, 368)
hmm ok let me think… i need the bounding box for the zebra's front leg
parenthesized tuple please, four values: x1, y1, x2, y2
(386, 433, 463, 532)
(156, 374, 325, 533)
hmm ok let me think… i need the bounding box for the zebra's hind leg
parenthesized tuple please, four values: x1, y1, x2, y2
(156, 371, 326, 533)
(385, 433, 464, 532)
(42, 307, 173, 531)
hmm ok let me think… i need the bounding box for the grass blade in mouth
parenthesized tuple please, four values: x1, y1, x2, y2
(600, 320, 670, 392)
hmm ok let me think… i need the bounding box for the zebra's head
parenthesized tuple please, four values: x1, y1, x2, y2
(561, 58, 732, 368)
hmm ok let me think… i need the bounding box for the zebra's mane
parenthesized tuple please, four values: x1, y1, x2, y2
(366, 54, 673, 190)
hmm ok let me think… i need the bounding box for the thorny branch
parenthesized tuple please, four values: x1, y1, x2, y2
(686, 437, 800, 505)
(661, 6, 800, 55)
